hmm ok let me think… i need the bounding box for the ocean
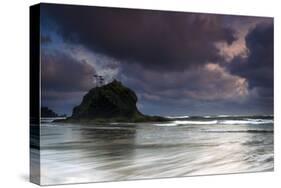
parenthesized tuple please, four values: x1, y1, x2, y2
(33, 115, 274, 185)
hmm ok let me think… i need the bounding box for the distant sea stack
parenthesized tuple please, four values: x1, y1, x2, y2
(64, 80, 167, 123)
(41, 107, 58, 117)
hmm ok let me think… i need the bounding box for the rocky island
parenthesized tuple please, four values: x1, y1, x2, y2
(59, 80, 168, 123)
(41, 106, 58, 117)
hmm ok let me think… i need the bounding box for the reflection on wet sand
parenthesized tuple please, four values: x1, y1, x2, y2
(38, 120, 273, 185)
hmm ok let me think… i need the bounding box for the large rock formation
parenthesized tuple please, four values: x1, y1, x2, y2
(41, 107, 58, 117)
(65, 80, 167, 122)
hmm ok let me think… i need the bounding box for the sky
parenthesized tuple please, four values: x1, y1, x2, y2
(40, 4, 273, 116)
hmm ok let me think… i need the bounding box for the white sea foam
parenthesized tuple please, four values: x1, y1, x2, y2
(41, 117, 66, 123)
(221, 119, 273, 125)
(153, 123, 178, 127)
(217, 115, 231, 117)
(174, 120, 218, 125)
(154, 118, 273, 127)
(165, 115, 190, 119)
(154, 120, 218, 126)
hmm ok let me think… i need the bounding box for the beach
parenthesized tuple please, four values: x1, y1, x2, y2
(35, 116, 273, 185)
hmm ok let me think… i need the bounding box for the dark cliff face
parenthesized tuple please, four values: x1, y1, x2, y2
(71, 80, 144, 120)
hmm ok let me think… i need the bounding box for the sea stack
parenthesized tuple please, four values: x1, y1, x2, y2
(72, 79, 143, 120)
(62, 79, 164, 122)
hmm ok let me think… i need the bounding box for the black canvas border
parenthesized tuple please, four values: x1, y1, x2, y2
(30, 4, 41, 185)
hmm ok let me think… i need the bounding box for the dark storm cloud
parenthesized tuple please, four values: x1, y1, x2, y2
(42, 4, 236, 71)
(119, 63, 248, 103)
(119, 62, 273, 116)
(41, 49, 97, 115)
(41, 35, 52, 45)
(229, 22, 273, 90)
(41, 50, 96, 92)
(40, 4, 273, 116)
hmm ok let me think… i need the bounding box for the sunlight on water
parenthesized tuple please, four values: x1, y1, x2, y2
(35, 116, 273, 185)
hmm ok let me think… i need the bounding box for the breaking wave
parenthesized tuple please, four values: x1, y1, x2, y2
(154, 116, 273, 127)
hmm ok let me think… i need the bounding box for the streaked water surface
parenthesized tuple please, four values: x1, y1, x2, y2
(38, 116, 273, 185)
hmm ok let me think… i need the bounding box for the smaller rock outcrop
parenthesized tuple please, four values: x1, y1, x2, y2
(41, 107, 58, 117)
